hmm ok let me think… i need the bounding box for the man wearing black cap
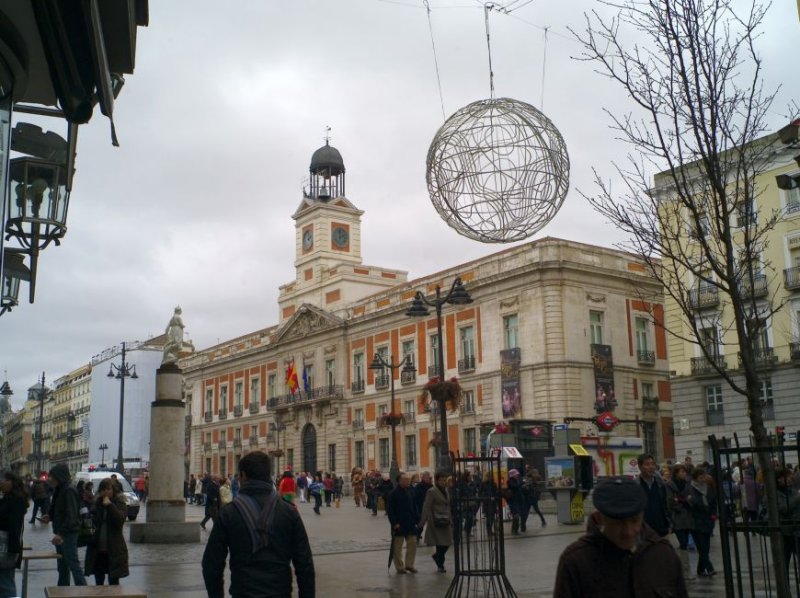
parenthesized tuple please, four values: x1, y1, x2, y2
(554, 477, 687, 597)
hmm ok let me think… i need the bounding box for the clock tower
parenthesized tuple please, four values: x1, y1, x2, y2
(277, 139, 407, 322)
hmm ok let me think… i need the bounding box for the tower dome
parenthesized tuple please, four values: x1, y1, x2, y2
(308, 141, 345, 200)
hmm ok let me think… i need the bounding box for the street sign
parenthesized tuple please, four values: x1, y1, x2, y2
(554, 424, 568, 431)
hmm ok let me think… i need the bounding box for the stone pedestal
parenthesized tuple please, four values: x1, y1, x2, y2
(130, 362, 199, 544)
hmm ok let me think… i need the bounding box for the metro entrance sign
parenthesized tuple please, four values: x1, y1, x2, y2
(595, 411, 620, 432)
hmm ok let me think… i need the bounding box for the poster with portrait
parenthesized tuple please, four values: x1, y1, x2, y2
(591, 344, 617, 413)
(500, 348, 521, 418)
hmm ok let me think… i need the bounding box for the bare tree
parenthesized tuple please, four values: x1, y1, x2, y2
(572, 0, 798, 594)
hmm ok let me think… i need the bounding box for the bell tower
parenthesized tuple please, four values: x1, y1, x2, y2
(277, 137, 407, 322)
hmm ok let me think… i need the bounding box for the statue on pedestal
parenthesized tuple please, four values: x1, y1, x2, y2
(163, 306, 185, 365)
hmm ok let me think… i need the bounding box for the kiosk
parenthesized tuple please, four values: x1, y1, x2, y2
(547, 427, 593, 524)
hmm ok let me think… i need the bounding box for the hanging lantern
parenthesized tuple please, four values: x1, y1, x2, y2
(5, 156, 70, 251)
(0, 250, 30, 315)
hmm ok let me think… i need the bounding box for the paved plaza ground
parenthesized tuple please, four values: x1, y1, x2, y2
(19, 498, 729, 597)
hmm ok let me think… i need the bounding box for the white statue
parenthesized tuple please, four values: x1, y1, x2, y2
(163, 306, 185, 364)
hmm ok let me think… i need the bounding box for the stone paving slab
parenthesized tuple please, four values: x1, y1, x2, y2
(18, 499, 730, 597)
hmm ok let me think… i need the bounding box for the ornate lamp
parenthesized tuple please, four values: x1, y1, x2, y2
(4, 156, 70, 301)
(0, 250, 29, 314)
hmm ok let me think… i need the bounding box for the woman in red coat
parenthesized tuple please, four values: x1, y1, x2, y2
(278, 471, 296, 504)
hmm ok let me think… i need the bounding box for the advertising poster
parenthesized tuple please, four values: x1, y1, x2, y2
(590, 344, 617, 413)
(500, 348, 521, 418)
(545, 457, 576, 489)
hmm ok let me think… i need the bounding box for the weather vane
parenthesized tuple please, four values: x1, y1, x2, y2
(324, 125, 331, 145)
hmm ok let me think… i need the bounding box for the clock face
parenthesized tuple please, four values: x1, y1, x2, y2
(302, 229, 313, 250)
(332, 226, 349, 248)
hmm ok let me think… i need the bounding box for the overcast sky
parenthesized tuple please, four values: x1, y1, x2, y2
(1, 0, 798, 408)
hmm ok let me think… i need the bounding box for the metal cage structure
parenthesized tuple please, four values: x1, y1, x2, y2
(447, 452, 517, 598)
(426, 97, 569, 244)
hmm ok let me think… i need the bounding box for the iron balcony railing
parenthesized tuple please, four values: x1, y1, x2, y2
(351, 380, 365, 394)
(204, 412, 212, 423)
(249, 402, 260, 414)
(687, 285, 720, 309)
(790, 342, 800, 362)
(218, 409, 228, 420)
(400, 370, 416, 386)
(738, 347, 778, 369)
(637, 350, 656, 365)
(428, 365, 440, 378)
(249, 436, 259, 446)
(233, 405, 243, 417)
(642, 396, 659, 410)
(203, 442, 212, 452)
(739, 274, 768, 299)
(233, 438, 242, 448)
(404, 412, 416, 423)
(784, 266, 800, 290)
(269, 385, 347, 408)
(374, 374, 390, 390)
(461, 403, 475, 415)
(352, 420, 364, 431)
(458, 355, 476, 373)
(691, 355, 727, 376)
(218, 439, 227, 450)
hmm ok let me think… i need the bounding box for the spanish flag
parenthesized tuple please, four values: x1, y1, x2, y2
(286, 361, 300, 395)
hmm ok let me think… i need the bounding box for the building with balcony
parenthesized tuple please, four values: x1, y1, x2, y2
(49, 364, 91, 475)
(658, 121, 800, 461)
(183, 142, 674, 479)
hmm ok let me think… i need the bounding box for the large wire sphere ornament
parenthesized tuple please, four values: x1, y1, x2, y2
(426, 97, 570, 243)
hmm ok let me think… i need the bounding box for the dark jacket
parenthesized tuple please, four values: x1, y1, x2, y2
(639, 475, 672, 536)
(202, 480, 315, 598)
(0, 493, 27, 568)
(554, 514, 688, 598)
(687, 482, 717, 534)
(413, 481, 432, 520)
(665, 478, 694, 531)
(386, 485, 417, 537)
(49, 484, 81, 535)
(84, 495, 129, 580)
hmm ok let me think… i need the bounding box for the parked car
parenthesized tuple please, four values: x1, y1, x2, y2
(74, 470, 141, 521)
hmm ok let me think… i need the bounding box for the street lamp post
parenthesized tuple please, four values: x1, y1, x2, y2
(406, 277, 472, 474)
(98, 443, 109, 467)
(369, 353, 416, 486)
(30, 372, 46, 476)
(107, 342, 138, 474)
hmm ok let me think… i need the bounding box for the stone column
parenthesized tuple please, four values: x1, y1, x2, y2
(129, 362, 199, 543)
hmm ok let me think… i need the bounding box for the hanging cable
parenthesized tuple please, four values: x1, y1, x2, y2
(540, 26, 548, 110)
(484, 3, 495, 98)
(424, 0, 448, 121)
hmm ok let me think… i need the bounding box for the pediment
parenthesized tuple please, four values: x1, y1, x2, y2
(275, 304, 344, 343)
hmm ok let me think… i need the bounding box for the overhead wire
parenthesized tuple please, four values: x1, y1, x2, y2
(424, 0, 448, 120)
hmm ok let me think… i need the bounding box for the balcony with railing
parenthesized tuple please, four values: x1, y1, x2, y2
(269, 385, 347, 409)
(400, 370, 416, 386)
(687, 286, 719, 310)
(690, 355, 727, 376)
(233, 438, 242, 449)
(218, 408, 228, 420)
(739, 274, 768, 299)
(404, 412, 416, 423)
(706, 408, 725, 426)
(233, 405, 243, 417)
(351, 380, 365, 395)
(637, 350, 656, 365)
(738, 347, 778, 370)
(642, 396, 659, 410)
(458, 355, 476, 373)
(374, 374, 389, 391)
(352, 420, 364, 431)
(249, 402, 260, 414)
(204, 412, 212, 423)
(428, 365, 440, 379)
(217, 439, 227, 450)
(204, 442, 212, 452)
(461, 403, 475, 415)
(790, 342, 800, 363)
(784, 267, 800, 291)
